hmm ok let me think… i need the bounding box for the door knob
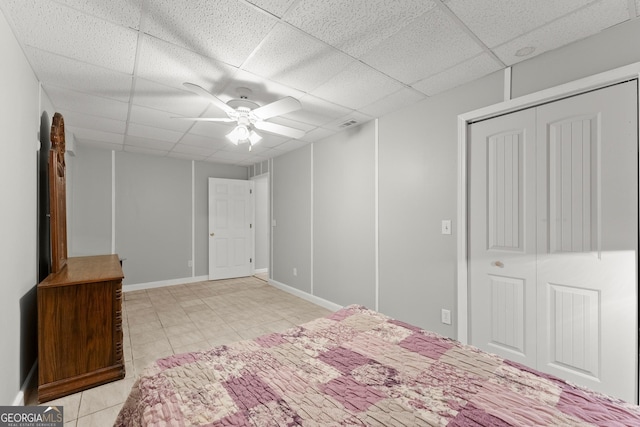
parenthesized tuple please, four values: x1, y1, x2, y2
(493, 260, 504, 268)
(210, 232, 215, 237)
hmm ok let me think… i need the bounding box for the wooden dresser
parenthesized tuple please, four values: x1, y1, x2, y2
(37, 254, 125, 402)
(37, 114, 125, 403)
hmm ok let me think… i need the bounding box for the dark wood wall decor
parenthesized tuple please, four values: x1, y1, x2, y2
(49, 112, 67, 273)
(38, 113, 125, 403)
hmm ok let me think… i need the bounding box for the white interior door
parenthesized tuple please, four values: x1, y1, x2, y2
(208, 178, 255, 280)
(469, 80, 638, 402)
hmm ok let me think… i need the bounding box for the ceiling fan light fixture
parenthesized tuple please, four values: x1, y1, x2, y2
(226, 125, 250, 145)
(249, 130, 262, 146)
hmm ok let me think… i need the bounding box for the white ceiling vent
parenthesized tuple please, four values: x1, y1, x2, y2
(338, 119, 358, 128)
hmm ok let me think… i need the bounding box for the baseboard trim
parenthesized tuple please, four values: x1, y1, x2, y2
(254, 268, 268, 274)
(13, 361, 37, 406)
(267, 279, 343, 312)
(123, 275, 209, 292)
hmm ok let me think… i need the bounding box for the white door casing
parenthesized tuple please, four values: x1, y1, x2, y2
(208, 178, 255, 280)
(468, 80, 638, 402)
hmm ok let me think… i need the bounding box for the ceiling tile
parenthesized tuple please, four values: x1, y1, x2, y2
(136, 35, 237, 91)
(251, 133, 289, 149)
(243, 23, 353, 92)
(361, 7, 484, 84)
(3, 0, 138, 73)
(132, 78, 210, 116)
(285, 95, 352, 127)
(323, 111, 374, 132)
(189, 119, 236, 139)
(267, 116, 316, 133)
(66, 125, 124, 145)
(129, 105, 194, 133)
(493, 0, 629, 66)
(245, 0, 297, 17)
(1, 0, 630, 165)
(445, 0, 594, 48)
(412, 53, 503, 96)
(284, 0, 437, 57)
(358, 87, 427, 118)
(77, 140, 123, 152)
(126, 122, 184, 143)
(311, 61, 404, 110)
(221, 69, 306, 105)
(276, 139, 312, 151)
(124, 135, 175, 151)
(143, 0, 277, 67)
(54, 0, 143, 30)
(26, 47, 133, 102)
(180, 133, 228, 150)
(44, 85, 129, 121)
(58, 109, 126, 135)
(302, 128, 336, 145)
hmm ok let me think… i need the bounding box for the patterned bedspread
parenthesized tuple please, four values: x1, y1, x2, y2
(116, 305, 640, 426)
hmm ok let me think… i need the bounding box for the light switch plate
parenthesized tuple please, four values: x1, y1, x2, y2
(441, 220, 452, 235)
(441, 309, 451, 325)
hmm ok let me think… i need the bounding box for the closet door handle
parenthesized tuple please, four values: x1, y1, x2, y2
(210, 232, 215, 237)
(493, 260, 504, 268)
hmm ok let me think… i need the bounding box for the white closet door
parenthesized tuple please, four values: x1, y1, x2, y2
(469, 80, 638, 403)
(468, 108, 538, 368)
(535, 81, 637, 402)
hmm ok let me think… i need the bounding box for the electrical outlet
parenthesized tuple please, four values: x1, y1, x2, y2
(293, 267, 297, 276)
(441, 309, 451, 325)
(187, 260, 193, 268)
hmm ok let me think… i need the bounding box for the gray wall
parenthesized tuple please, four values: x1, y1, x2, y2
(270, 17, 640, 338)
(314, 122, 376, 308)
(378, 72, 504, 335)
(512, 18, 640, 98)
(68, 144, 112, 257)
(65, 147, 247, 285)
(272, 145, 312, 292)
(0, 10, 39, 404)
(116, 152, 192, 284)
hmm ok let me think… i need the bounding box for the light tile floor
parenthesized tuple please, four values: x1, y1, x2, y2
(29, 275, 332, 426)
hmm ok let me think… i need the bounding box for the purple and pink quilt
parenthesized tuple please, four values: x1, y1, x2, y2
(116, 305, 640, 426)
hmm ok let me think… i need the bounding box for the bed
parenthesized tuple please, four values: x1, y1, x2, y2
(116, 305, 640, 426)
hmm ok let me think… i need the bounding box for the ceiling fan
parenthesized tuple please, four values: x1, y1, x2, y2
(178, 82, 306, 148)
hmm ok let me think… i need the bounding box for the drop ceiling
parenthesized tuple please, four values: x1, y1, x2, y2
(1, 0, 637, 166)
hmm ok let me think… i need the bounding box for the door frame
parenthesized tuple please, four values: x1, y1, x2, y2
(457, 62, 640, 344)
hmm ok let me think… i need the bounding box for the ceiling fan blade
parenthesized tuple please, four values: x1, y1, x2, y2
(172, 117, 235, 122)
(254, 121, 306, 139)
(252, 96, 301, 120)
(183, 82, 235, 115)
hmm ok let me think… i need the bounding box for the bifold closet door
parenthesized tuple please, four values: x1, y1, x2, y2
(468, 107, 538, 369)
(535, 80, 637, 402)
(469, 80, 638, 403)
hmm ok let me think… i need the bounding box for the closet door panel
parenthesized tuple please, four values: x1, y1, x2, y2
(536, 80, 638, 402)
(468, 108, 537, 368)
